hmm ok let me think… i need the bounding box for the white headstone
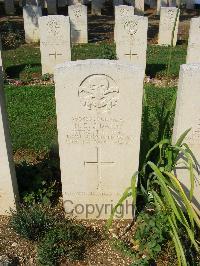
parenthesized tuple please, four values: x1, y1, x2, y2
(58, 0, 66, 7)
(113, 0, 123, 6)
(150, 0, 157, 8)
(4, 0, 15, 14)
(91, 0, 105, 15)
(68, 4, 88, 44)
(47, 0, 57, 14)
(186, 0, 194, 9)
(39, 15, 71, 75)
(54, 59, 145, 219)
(114, 5, 134, 42)
(135, 0, 144, 15)
(0, 38, 2, 68)
(173, 64, 200, 215)
(186, 18, 200, 64)
(116, 15, 148, 67)
(158, 7, 180, 46)
(23, 5, 42, 43)
(0, 52, 19, 215)
(156, 0, 168, 14)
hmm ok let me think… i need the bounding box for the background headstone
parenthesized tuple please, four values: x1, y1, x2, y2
(186, 0, 194, 9)
(113, 0, 123, 6)
(114, 5, 134, 42)
(47, 0, 57, 14)
(0, 51, 19, 215)
(158, 7, 180, 46)
(4, 0, 15, 15)
(54, 59, 145, 219)
(68, 4, 88, 44)
(91, 0, 105, 15)
(135, 0, 144, 15)
(39, 15, 71, 74)
(186, 18, 200, 64)
(23, 5, 42, 43)
(116, 15, 148, 66)
(173, 64, 200, 215)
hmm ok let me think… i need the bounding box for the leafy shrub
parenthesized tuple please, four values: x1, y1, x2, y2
(133, 209, 170, 264)
(10, 205, 54, 241)
(108, 129, 200, 266)
(37, 222, 88, 265)
(99, 43, 116, 60)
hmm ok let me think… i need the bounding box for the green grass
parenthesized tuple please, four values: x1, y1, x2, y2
(2, 43, 187, 80)
(5, 84, 57, 152)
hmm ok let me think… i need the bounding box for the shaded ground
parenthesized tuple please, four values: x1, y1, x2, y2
(1, 3, 200, 44)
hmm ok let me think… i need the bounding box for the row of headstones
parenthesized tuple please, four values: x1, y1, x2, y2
(3, 0, 199, 16)
(0, 46, 200, 217)
(23, 4, 200, 76)
(2, 0, 101, 15)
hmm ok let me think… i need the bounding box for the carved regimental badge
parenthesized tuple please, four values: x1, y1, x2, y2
(78, 74, 119, 113)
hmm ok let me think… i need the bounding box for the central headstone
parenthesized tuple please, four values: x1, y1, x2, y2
(158, 7, 180, 46)
(68, 4, 88, 44)
(173, 64, 200, 215)
(23, 5, 42, 43)
(39, 15, 71, 75)
(116, 15, 148, 67)
(0, 50, 19, 215)
(54, 60, 145, 219)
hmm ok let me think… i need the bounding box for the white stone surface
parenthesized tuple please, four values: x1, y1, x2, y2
(173, 64, 200, 215)
(91, 0, 105, 15)
(116, 15, 148, 67)
(158, 7, 180, 46)
(186, 0, 194, 9)
(135, 0, 144, 15)
(0, 52, 19, 215)
(58, 0, 66, 7)
(68, 4, 88, 44)
(54, 59, 145, 219)
(47, 0, 57, 14)
(113, 0, 123, 6)
(0, 38, 2, 68)
(23, 5, 42, 43)
(114, 5, 134, 42)
(39, 15, 71, 75)
(4, 0, 15, 14)
(186, 18, 200, 64)
(156, 0, 168, 14)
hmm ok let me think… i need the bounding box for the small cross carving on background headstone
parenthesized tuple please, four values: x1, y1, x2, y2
(84, 147, 115, 189)
(49, 51, 62, 60)
(124, 49, 137, 60)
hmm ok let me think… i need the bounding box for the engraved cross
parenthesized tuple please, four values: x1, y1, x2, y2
(125, 49, 137, 60)
(49, 51, 62, 60)
(84, 147, 115, 188)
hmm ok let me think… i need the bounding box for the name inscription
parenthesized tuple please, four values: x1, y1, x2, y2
(65, 116, 134, 145)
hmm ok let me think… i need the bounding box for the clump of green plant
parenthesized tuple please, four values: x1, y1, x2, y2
(16, 157, 61, 206)
(37, 222, 88, 265)
(107, 129, 200, 266)
(10, 204, 54, 241)
(133, 209, 170, 264)
(41, 73, 52, 81)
